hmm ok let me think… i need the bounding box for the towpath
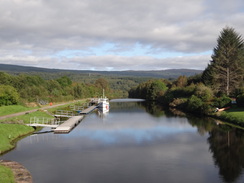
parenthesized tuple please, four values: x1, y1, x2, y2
(0, 101, 82, 121)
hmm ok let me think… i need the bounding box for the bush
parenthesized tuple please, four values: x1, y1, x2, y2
(0, 85, 20, 106)
(194, 83, 213, 102)
(236, 94, 244, 107)
(186, 95, 203, 113)
(213, 96, 232, 108)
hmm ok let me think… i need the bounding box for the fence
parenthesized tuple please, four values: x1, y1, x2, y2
(29, 117, 61, 125)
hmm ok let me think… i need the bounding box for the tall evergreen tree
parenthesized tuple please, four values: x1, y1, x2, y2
(202, 27, 244, 95)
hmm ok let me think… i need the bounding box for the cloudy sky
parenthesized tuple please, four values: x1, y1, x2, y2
(0, 0, 244, 71)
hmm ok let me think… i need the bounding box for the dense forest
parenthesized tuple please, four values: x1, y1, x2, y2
(129, 27, 244, 115)
(0, 72, 127, 106)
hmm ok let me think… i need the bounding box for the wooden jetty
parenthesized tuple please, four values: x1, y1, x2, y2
(28, 124, 59, 128)
(80, 105, 97, 114)
(27, 105, 98, 134)
(54, 116, 84, 133)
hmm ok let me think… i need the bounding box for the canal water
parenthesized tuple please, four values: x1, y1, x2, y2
(1, 99, 244, 183)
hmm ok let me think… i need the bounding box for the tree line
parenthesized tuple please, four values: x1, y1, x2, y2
(0, 73, 123, 106)
(129, 27, 244, 115)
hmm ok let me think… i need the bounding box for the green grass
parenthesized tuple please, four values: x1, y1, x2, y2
(0, 123, 34, 154)
(0, 165, 15, 183)
(218, 107, 244, 125)
(0, 100, 87, 117)
(0, 110, 54, 124)
(0, 105, 38, 116)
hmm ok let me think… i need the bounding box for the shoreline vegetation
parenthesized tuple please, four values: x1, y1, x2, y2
(128, 26, 244, 127)
(0, 124, 34, 155)
(212, 106, 244, 127)
(0, 163, 15, 183)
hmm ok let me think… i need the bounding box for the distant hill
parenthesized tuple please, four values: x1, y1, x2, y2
(0, 63, 202, 79)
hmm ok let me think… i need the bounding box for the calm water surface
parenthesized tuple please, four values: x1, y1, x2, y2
(1, 100, 244, 183)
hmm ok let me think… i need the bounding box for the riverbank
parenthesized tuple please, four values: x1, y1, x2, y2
(0, 160, 32, 183)
(0, 124, 34, 155)
(0, 124, 34, 183)
(213, 106, 244, 127)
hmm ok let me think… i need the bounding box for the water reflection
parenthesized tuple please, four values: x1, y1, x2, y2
(186, 115, 244, 183)
(1, 100, 244, 183)
(97, 108, 109, 118)
(208, 127, 244, 183)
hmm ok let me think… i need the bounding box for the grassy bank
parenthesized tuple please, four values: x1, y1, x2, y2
(0, 110, 54, 124)
(0, 100, 87, 152)
(216, 107, 244, 126)
(0, 124, 34, 154)
(0, 164, 15, 183)
(0, 105, 38, 116)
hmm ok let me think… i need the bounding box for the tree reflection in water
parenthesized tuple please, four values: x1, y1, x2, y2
(177, 111, 244, 183)
(148, 103, 244, 183)
(208, 126, 244, 183)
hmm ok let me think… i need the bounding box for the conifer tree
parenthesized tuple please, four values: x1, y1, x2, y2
(202, 27, 244, 95)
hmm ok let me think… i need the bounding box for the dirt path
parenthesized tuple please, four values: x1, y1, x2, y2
(1, 160, 33, 183)
(0, 101, 81, 121)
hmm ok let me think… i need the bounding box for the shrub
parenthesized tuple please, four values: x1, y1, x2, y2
(186, 95, 203, 113)
(213, 96, 232, 108)
(164, 84, 195, 102)
(194, 83, 213, 102)
(0, 85, 20, 106)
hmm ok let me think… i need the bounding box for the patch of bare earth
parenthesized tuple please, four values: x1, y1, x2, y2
(1, 160, 33, 183)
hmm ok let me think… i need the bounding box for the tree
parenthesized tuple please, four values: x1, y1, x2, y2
(174, 75, 187, 87)
(128, 79, 168, 102)
(56, 76, 72, 87)
(95, 78, 108, 90)
(202, 27, 244, 95)
(147, 80, 168, 101)
(0, 85, 20, 106)
(194, 83, 213, 102)
(0, 72, 13, 85)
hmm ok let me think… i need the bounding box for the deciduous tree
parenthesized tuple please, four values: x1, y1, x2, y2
(0, 85, 19, 106)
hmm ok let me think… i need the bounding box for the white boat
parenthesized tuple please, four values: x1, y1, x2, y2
(98, 89, 109, 112)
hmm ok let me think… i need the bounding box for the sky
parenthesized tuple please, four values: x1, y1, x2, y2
(0, 0, 244, 71)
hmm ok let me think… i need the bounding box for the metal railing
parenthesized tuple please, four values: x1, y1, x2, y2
(69, 105, 85, 111)
(55, 110, 76, 117)
(29, 117, 61, 126)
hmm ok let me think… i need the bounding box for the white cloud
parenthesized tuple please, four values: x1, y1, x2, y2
(0, 0, 243, 70)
